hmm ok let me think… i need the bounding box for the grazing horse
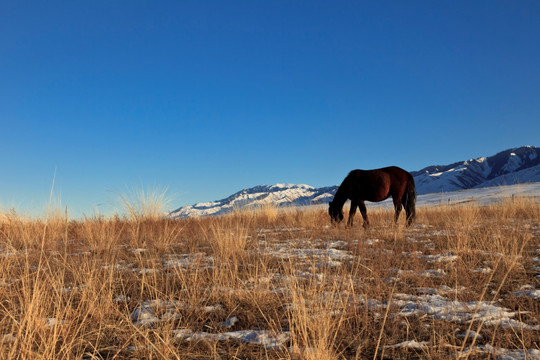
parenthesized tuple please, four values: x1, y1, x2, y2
(328, 166, 416, 227)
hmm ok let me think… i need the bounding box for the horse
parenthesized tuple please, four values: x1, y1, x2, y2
(328, 166, 416, 227)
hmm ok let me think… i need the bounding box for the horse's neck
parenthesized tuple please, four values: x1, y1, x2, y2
(333, 186, 349, 207)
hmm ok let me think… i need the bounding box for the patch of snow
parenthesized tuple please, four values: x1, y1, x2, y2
(137, 268, 159, 274)
(222, 316, 239, 329)
(131, 306, 160, 327)
(203, 304, 224, 312)
(384, 340, 429, 349)
(114, 295, 130, 302)
(456, 329, 483, 340)
(419, 253, 458, 263)
(364, 239, 380, 245)
(102, 263, 133, 271)
(512, 289, 540, 299)
(439, 285, 467, 294)
(460, 345, 540, 360)
(173, 328, 290, 350)
(264, 241, 353, 268)
(163, 253, 215, 269)
(409, 182, 540, 208)
(43, 318, 68, 327)
(391, 293, 539, 330)
(420, 269, 447, 278)
(132, 248, 148, 255)
(131, 300, 223, 327)
(60, 285, 85, 293)
(474, 268, 493, 274)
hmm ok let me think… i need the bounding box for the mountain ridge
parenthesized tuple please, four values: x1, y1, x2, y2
(410, 146, 540, 193)
(169, 146, 540, 218)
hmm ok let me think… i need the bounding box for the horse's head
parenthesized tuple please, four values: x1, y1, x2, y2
(328, 201, 344, 224)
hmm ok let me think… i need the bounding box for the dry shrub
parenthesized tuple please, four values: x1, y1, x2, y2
(118, 185, 169, 221)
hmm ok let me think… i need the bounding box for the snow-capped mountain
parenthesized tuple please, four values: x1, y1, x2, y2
(168, 184, 336, 218)
(169, 146, 540, 218)
(411, 146, 540, 193)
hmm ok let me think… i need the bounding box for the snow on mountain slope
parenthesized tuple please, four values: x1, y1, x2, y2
(168, 184, 335, 218)
(371, 182, 540, 209)
(169, 146, 539, 218)
(411, 146, 540, 193)
(412, 157, 491, 193)
(477, 165, 540, 188)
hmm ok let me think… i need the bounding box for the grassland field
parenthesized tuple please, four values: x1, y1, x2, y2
(0, 196, 539, 359)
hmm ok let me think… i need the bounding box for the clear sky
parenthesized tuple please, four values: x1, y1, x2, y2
(1, 1, 539, 217)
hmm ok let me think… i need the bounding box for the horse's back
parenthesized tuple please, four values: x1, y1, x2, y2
(382, 166, 410, 181)
(381, 166, 411, 191)
(348, 166, 408, 182)
(345, 168, 391, 201)
(381, 166, 408, 176)
(345, 166, 411, 202)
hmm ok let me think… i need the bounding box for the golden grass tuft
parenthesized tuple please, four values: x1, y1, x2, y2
(118, 185, 170, 221)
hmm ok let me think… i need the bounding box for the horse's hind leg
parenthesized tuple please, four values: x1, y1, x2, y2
(401, 194, 412, 225)
(359, 200, 369, 228)
(393, 196, 402, 224)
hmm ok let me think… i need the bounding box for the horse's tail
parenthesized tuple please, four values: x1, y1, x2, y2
(405, 173, 416, 226)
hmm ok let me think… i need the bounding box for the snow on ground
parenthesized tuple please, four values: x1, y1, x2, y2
(260, 239, 354, 268)
(130, 299, 223, 327)
(460, 345, 540, 360)
(384, 340, 429, 349)
(513, 287, 540, 300)
(172, 329, 290, 350)
(371, 182, 540, 209)
(391, 293, 539, 330)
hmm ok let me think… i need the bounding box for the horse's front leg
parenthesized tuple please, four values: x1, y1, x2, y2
(359, 200, 369, 228)
(347, 200, 358, 227)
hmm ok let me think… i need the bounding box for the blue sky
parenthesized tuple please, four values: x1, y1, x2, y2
(1, 1, 539, 217)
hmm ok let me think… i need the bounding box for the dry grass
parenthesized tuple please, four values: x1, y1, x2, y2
(0, 196, 538, 359)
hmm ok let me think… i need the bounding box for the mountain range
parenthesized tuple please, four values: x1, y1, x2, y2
(169, 146, 540, 218)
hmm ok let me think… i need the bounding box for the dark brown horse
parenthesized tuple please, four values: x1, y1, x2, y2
(328, 166, 416, 227)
